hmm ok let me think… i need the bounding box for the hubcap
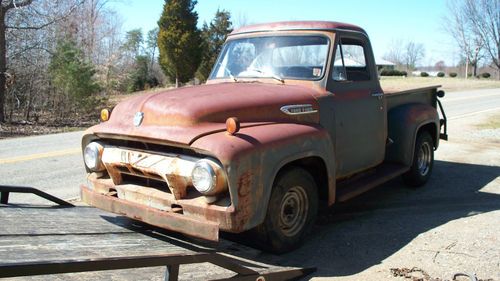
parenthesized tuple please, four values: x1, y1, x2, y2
(279, 186, 309, 237)
(417, 142, 432, 176)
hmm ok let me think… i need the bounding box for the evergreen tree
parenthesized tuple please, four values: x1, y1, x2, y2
(196, 9, 233, 82)
(49, 40, 101, 114)
(157, 0, 202, 87)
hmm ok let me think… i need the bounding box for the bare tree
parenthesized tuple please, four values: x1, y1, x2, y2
(446, 0, 499, 78)
(1, 0, 83, 122)
(464, 0, 500, 78)
(404, 41, 425, 70)
(382, 38, 405, 67)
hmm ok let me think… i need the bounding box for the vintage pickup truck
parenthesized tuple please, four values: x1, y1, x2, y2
(81, 21, 447, 253)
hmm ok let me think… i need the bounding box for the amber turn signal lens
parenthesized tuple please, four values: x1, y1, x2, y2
(226, 117, 240, 135)
(100, 109, 110, 122)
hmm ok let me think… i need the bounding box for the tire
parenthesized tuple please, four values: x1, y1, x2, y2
(257, 167, 318, 254)
(402, 131, 434, 187)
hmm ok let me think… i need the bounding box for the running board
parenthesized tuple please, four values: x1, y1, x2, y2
(336, 163, 409, 202)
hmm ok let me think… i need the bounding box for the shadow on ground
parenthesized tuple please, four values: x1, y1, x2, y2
(99, 160, 500, 279)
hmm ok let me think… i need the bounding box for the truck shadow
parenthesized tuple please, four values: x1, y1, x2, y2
(275, 159, 500, 277)
(101, 160, 500, 278)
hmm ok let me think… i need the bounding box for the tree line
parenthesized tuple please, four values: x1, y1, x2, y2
(0, 0, 233, 124)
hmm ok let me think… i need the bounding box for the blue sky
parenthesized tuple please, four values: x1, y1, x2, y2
(113, 0, 458, 66)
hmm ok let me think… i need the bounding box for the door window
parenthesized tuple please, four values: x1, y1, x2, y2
(332, 38, 370, 81)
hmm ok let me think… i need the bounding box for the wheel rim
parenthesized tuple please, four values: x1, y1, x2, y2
(279, 185, 309, 237)
(417, 142, 432, 176)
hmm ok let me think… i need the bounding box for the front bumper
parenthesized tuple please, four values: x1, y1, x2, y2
(80, 185, 220, 241)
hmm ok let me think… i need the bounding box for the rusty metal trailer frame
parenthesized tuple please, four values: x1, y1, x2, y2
(0, 252, 314, 281)
(0, 186, 315, 281)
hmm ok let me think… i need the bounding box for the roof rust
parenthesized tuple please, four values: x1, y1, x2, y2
(231, 21, 367, 35)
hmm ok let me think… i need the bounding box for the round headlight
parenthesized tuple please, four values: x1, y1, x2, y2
(84, 142, 104, 171)
(191, 160, 217, 194)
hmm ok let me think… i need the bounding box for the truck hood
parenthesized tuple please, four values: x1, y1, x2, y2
(89, 82, 320, 145)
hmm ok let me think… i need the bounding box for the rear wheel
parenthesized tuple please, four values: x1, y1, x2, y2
(403, 131, 434, 187)
(257, 168, 318, 254)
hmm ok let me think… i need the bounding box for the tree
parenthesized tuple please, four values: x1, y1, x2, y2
(444, 0, 485, 77)
(463, 0, 499, 78)
(382, 38, 405, 67)
(196, 9, 232, 82)
(404, 41, 425, 70)
(157, 0, 202, 87)
(445, 0, 499, 79)
(123, 28, 143, 58)
(49, 40, 101, 114)
(0, 0, 83, 122)
(146, 27, 159, 70)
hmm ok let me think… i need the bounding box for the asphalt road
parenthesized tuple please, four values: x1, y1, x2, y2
(0, 87, 499, 280)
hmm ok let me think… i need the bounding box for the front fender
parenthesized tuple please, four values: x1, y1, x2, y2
(190, 122, 335, 231)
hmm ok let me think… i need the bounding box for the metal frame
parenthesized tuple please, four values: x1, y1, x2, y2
(0, 252, 315, 281)
(0, 187, 315, 280)
(0, 185, 74, 206)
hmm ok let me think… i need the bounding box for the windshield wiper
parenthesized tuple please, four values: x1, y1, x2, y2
(249, 68, 284, 84)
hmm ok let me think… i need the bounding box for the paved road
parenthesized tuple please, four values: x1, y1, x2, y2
(0, 88, 498, 203)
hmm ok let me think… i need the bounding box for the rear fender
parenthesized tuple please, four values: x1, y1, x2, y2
(386, 103, 439, 166)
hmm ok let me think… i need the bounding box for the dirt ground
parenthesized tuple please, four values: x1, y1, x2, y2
(303, 110, 500, 281)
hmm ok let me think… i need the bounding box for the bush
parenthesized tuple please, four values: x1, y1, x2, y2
(481, 72, 491, 78)
(437, 72, 445, 77)
(401, 71, 407, 76)
(380, 69, 406, 76)
(420, 72, 429, 77)
(467, 73, 473, 77)
(449, 72, 457, 78)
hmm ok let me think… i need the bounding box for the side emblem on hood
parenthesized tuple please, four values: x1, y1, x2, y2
(133, 112, 144, 127)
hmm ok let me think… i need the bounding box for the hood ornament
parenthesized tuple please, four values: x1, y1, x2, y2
(133, 112, 144, 127)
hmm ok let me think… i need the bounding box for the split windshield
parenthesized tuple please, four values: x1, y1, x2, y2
(209, 35, 329, 81)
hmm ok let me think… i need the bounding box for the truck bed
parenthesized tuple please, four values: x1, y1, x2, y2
(384, 85, 441, 111)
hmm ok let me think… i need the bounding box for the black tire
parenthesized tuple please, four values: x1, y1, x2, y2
(257, 167, 318, 254)
(402, 131, 434, 187)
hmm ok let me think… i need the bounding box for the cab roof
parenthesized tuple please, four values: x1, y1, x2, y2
(231, 21, 367, 35)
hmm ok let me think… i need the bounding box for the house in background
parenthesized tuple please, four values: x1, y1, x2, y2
(376, 57, 395, 71)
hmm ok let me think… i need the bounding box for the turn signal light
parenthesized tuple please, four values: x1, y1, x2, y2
(226, 117, 240, 135)
(100, 109, 111, 122)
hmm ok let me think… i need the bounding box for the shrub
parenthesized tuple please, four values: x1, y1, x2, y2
(449, 72, 457, 77)
(467, 73, 472, 77)
(481, 72, 491, 78)
(437, 72, 445, 77)
(420, 72, 429, 77)
(401, 71, 407, 76)
(380, 69, 406, 76)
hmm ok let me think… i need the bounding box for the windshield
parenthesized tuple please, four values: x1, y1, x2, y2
(209, 35, 329, 81)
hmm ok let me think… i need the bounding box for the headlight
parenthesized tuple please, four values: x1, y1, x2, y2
(84, 142, 105, 171)
(191, 159, 227, 195)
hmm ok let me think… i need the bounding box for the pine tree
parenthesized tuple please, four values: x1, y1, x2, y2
(49, 40, 101, 114)
(196, 9, 233, 82)
(157, 0, 202, 87)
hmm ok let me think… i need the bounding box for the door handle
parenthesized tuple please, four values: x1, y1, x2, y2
(371, 93, 384, 100)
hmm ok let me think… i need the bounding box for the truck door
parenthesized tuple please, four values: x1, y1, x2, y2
(326, 34, 386, 178)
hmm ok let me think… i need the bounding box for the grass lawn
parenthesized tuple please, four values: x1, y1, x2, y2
(380, 76, 500, 92)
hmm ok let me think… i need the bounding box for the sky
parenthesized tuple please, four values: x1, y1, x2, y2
(112, 0, 459, 67)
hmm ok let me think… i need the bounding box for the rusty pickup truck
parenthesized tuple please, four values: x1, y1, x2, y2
(81, 21, 447, 253)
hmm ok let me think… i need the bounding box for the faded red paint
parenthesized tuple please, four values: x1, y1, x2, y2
(231, 21, 367, 35)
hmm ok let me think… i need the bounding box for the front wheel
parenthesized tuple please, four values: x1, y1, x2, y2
(402, 131, 434, 187)
(257, 168, 318, 254)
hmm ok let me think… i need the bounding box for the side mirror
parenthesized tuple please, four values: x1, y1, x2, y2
(437, 90, 445, 98)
